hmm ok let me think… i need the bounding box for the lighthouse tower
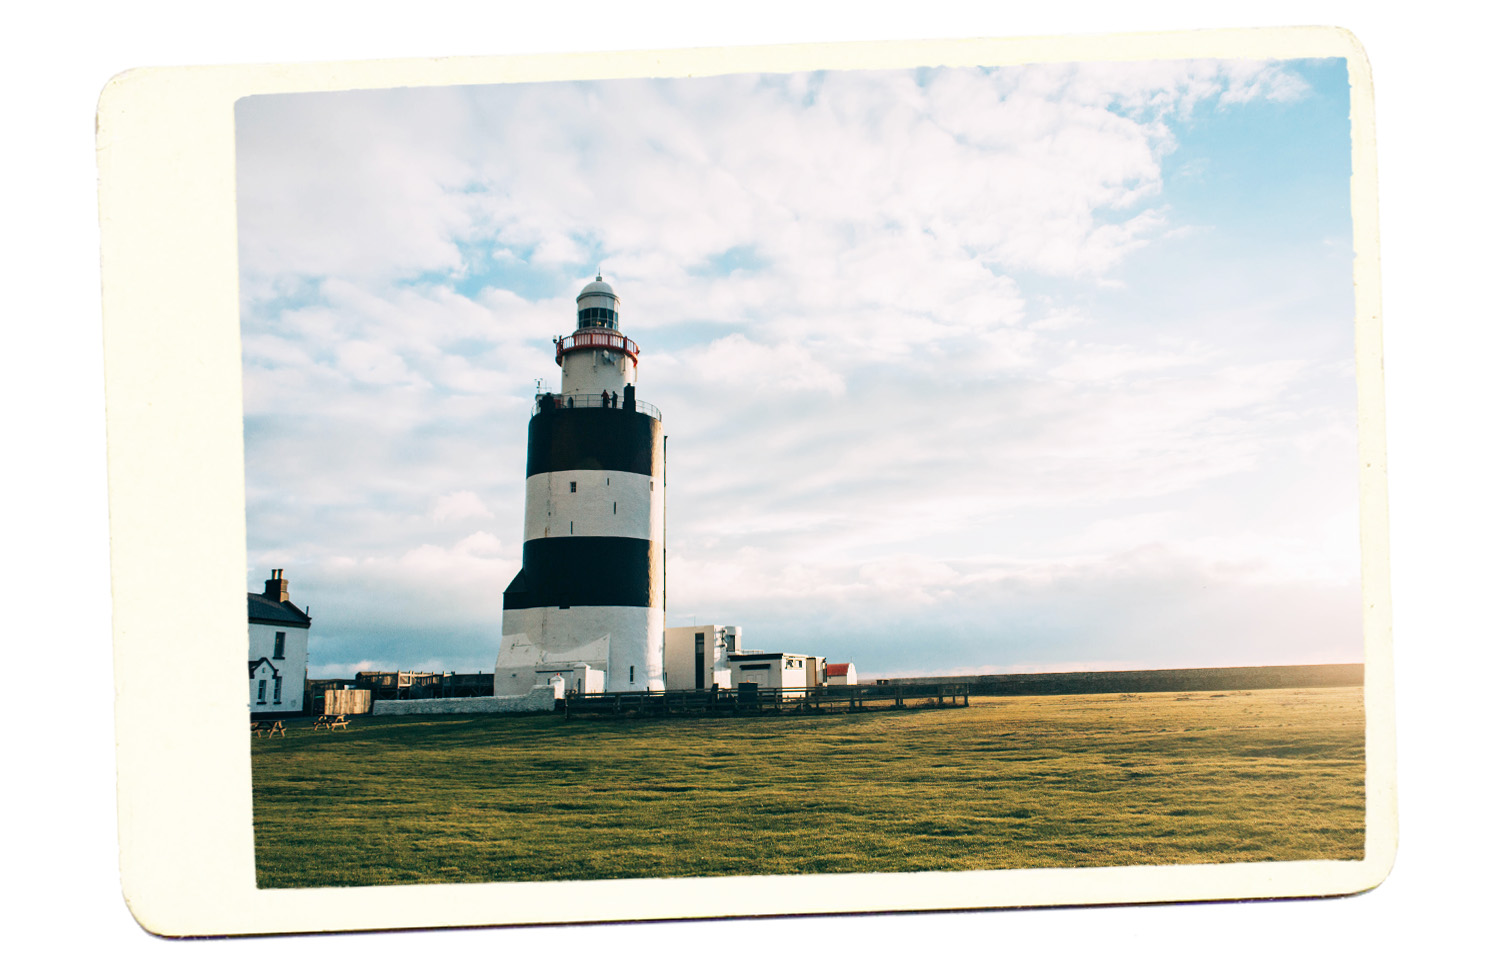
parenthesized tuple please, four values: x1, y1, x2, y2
(495, 276, 666, 695)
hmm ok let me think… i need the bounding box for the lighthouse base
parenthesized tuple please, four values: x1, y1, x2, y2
(496, 604, 664, 696)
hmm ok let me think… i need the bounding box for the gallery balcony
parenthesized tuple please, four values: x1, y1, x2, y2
(532, 392, 662, 422)
(555, 329, 640, 365)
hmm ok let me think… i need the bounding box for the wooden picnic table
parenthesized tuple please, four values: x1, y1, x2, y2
(313, 714, 350, 731)
(251, 720, 285, 737)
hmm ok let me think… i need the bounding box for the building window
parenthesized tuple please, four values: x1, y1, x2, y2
(695, 633, 705, 691)
(257, 681, 267, 703)
(570, 521, 574, 534)
(629, 665, 635, 684)
(273, 677, 282, 704)
(273, 631, 285, 659)
(613, 501, 617, 514)
(570, 481, 577, 493)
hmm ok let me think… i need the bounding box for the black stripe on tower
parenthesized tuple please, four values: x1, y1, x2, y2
(526, 408, 661, 477)
(502, 537, 660, 610)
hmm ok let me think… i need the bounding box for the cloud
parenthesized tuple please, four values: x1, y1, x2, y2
(1045, 341, 1206, 384)
(235, 89, 482, 291)
(238, 60, 1293, 311)
(667, 541, 1360, 678)
(677, 334, 846, 395)
(432, 491, 494, 523)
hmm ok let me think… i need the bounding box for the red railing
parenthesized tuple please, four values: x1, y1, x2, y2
(555, 329, 639, 365)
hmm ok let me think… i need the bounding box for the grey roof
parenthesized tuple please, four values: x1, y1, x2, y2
(578, 275, 617, 300)
(248, 592, 311, 628)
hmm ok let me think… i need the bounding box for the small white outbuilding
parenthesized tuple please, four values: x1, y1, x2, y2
(726, 651, 825, 696)
(826, 662, 858, 686)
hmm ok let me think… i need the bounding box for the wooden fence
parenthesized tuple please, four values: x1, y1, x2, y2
(322, 688, 372, 716)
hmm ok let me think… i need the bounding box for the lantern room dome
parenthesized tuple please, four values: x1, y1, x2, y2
(577, 275, 617, 301)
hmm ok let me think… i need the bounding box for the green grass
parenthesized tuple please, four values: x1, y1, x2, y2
(251, 686, 1364, 887)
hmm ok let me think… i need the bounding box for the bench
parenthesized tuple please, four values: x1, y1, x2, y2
(251, 720, 285, 737)
(313, 714, 350, 731)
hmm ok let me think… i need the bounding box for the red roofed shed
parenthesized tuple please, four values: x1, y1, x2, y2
(827, 662, 858, 686)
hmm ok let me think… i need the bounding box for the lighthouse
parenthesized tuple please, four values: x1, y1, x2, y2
(495, 276, 666, 695)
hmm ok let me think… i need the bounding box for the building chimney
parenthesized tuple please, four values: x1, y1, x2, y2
(263, 568, 289, 603)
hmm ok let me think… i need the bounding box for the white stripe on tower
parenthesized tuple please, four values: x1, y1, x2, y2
(523, 470, 658, 541)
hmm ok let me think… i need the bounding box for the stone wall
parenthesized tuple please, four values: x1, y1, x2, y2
(370, 685, 557, 716)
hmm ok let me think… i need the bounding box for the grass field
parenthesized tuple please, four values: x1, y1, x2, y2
(251, 686, 1364, 888)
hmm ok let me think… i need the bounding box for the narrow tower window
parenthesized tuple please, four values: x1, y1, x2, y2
(629, 665, 635, 684)
(613, 502, 617, 514)
(570, 481, 577, 493)
(570, 521, 574, 534)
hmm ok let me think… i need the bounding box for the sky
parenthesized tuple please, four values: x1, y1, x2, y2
(236, 57, 1358, 680)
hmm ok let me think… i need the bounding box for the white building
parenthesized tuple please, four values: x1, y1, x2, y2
(532, 661, 606, 697)
(826, 662, 858, 686)
(248, 569, 310, 715)
(664, 624, 742, 691)
(727, 651, 825, 696)
(497, 277, 667, 696)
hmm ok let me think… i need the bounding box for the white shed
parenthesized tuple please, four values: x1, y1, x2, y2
(727, 651, 821, 696)
(827, 662, 858, 686)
